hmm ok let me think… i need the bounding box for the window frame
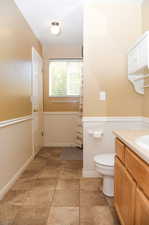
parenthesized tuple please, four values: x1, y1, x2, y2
(48, 58, 83, 98)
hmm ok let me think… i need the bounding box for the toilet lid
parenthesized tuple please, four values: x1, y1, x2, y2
(94, 153, 115, 167)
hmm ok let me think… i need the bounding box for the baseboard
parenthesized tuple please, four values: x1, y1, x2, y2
(0, 155, 33, 200)
(82, 169, 99, 177)
(82, 116, 143, 122)
(44, 143, 76, 147)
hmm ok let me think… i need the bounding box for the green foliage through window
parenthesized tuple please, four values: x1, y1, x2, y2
(49, 60, 82, 97)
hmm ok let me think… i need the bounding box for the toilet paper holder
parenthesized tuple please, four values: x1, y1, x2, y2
(88, 130, 104, 138)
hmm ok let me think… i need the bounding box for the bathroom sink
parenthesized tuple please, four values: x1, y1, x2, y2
(135, 135, 149, 150)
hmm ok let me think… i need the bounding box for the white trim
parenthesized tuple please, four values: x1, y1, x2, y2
(44, 111, 79, 115)
(82, 169, 99, 178)
(48, 95, 80, 98)
(83, 117, 107, 122)
(0, 155, 33, 200)
(143, 117, 149, 124)
(49, 100, 79, 103)
(83, 116, 143, 122)
(44, 143, 76, 147)
(0, 115, 32, 128)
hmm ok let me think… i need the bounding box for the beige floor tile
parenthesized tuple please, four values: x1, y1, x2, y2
(56, 179, 80, 190)
(11, 178, 37, 191)
(2, 190, 27, 206)
(34, 178, 58, 190)
(47, 147, 64, 153)
(47, 207, 79, 225)
(59, 168, 82, 179)
(105, 197, 120, 224)
(12, 205, 50, 225)
(50, 152, 62, 160)
(26, 162, 46, 172)
(53, 190, 79, 207)
(80, 191, 108, 206)
(0, 203, 20, 225)
(93, 206, 117, 225)
(80, 206, 93, 225)
(108, 206, 121, 225)
(80, 206, 116, 225)
(39, 149, 62, 161)
(23, 189, 55, 206)
(19, 170, 39, 180)
(38, 150, 52, 159)
(37, 167, 60, 179)
(106, 196, 114, 207)
(30, 155, 46, 165)
(61, 160, 83, 169)
(46, 159, 62, 168)
(80, 178, 101, 192)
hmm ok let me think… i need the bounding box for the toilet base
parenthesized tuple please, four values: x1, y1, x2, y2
(102, 176, 114, 197)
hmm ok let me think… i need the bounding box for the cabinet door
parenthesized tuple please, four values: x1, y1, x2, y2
(135, 188, 149, 225)
(139, 36, 148, 70)
(115, 138, 125, 163)
(114, 157, 136, 225)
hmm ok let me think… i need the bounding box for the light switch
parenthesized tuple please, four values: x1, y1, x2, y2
(99, 91, 107, 101)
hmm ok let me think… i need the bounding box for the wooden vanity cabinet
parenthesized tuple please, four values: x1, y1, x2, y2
(115, 158, 136, 225)
(135, 188, 149, 225)
(114, 138, 149, 225)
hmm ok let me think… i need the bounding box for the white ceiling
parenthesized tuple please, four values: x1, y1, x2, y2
(14, 0, 143, 47)
(14, 0, 83, 47)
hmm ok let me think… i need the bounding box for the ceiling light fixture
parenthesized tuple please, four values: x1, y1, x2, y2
(50, 21, 61, 35)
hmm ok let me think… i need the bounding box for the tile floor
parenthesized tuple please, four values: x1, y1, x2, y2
(0, 147, 120, 225)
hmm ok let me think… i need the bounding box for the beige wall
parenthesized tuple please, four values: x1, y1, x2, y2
(142, 0, 149, 117)
(0, 0, 42, 122)
(43, 45, 82, 112)
(83, 0, 143, 117)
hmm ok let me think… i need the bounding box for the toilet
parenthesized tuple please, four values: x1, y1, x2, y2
(94, 153, 115, 197)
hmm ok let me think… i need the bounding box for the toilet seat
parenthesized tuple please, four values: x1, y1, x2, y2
(94, 153, 115, 167)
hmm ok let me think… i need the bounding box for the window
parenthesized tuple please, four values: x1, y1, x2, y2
(49, 60, 82, 97)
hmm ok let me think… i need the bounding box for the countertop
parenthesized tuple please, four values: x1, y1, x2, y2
(113, 130, 149, 164)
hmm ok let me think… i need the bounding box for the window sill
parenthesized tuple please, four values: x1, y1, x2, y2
(49, 99, 79, 103)
(48, 96, 80, 98)
(48, 96, 80, 103)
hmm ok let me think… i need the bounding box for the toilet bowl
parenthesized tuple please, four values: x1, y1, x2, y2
(94, 153, 115, 197)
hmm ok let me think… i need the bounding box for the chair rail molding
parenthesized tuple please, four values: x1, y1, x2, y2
(0, 115, 32, 128)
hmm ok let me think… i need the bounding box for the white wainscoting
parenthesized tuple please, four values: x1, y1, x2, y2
(44, 112, 79, 147)
(83, 117, 146, 177)
(143, 117, 149, 128)
(0, 115, 33, 200)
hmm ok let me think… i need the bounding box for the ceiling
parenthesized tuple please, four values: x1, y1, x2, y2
(14, 0, 143, 47)
(14, 0, 83, 47)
